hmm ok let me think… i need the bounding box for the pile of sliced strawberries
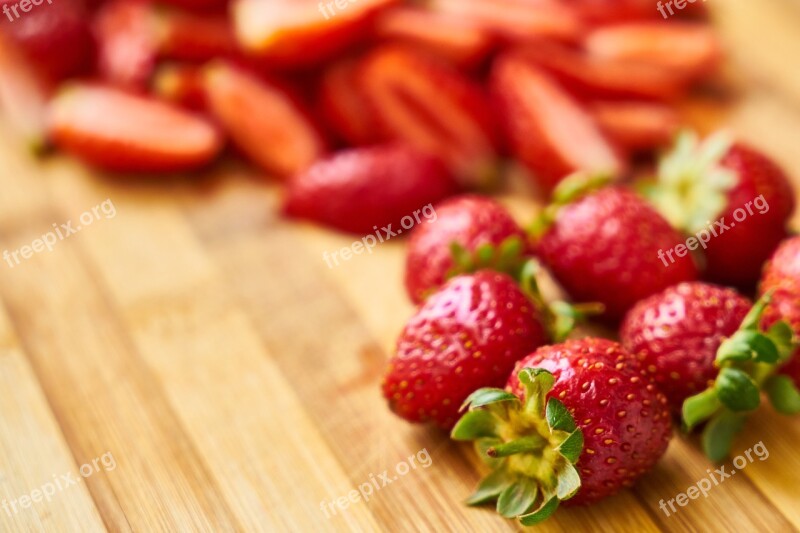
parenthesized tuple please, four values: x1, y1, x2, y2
(1, 0, 720, 215)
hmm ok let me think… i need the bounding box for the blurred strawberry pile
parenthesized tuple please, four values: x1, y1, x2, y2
(0, 0, 721, 208)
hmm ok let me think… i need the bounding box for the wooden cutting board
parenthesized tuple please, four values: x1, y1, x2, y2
(1, 1, 799, 531)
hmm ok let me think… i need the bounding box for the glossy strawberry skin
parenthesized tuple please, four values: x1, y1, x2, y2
(384, 271, 548, 429)
(536, 187, 699, 321)
(620, 282, 752, 411)
(507, 338, 671, 505)
(405, 195, 527, 304)
(284, 144, 460, 235)
(703, 145, 796, 289)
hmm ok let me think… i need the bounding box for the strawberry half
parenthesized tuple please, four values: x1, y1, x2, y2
(383, 270, 548, 429)
(590, 101, 679, 153)
(452, 339, 671, 524)
(491, 54, 623, 193)
(284, 144, 459, 235)
(47, 84, 223, 172)
(359, 45, 499, 187)
(155, 9, 238, 61)
(202, 61, 325, 178)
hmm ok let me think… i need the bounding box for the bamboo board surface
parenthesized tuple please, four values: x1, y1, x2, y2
(0, 1, 800, 531)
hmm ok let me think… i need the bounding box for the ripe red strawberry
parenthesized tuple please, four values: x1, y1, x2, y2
(620, 282, 752, 411)
(359, 46, 499, 187)
(404, 195, 528, 304)
(649, 133, 796, 289)
(383, 270, 548, 429)
(47, 84, 223, 172)
(94, 0, 158, 88)
(284, 144, 459, 235)
(451, 338, 670, 524)
(535, 185, 698, 321)
(491, 54, 623, 194)
(0, 0, 94, 81)
(202, 61, 325, 178)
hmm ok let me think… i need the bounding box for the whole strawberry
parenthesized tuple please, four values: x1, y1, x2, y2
(621, 282, 752, 411)
(405, 195, 528, 304)
(650, 133, 795, 289)
(285, 144, 459, 235)
(452, 338, 671, 525)
(535, 183, 698, 321)
(382, 270, 548, 429)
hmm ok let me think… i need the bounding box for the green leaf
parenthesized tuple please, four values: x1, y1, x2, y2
(554, 462, 581, 500)
(519, 496, 560, 526)
(451, 410, 499, 441)
(460, 388, 519, 411)
(702, 410, 746, 462)
(682, 388, 721, 431)
(767, 321, 796, 362)
(740, 292, 772, 331)
(465, 468, 514, 506)
(716, 331, 778, 364)
(715, 368, 761, 412)
(449, 241, 473, 273)
(765, 375, 800, 415)
(476, 243, 495, 266)
(497, 236, 523, 270)
(556, 429, 584, 464)
(496, 478, 538, 518)
(546, 398, 577, 432)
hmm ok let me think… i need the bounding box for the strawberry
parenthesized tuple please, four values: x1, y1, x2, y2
(93, 0, 158, 88)
(452, 338, 670, 524)
(284, 144, 459, 235)
(620, 282, 752, 411)
(647, 132, 796, 289)
(359, 46, 499, 187)
(404, 195, 528, 304)
(491, 54, 623, 194)
(534, 182, 698, 321)
(47, 84, 223, 172)
(202, 61, 325, 178)
(383, 270, 548, 429)
(231, 0, 396, 68)
(590, 101, 679, 153)
(155, 9, 238, 61)
(565, 0, 674, 23)
(0, 0, 94, 81)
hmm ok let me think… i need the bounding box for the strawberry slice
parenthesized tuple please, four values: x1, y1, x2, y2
(590, 101, 679, 152)
(155, 9, 238, 61)
(491, 55, 623, 193)
(203, 61, 325, 178)
(47, 84, 223, 172)
(374, 7, 494, 68)
(318, 58, 385, 146)
(232, 0, 397, 68)
(152, 63, 206, 110)
(585, 23, 722, 78)
(564, 0, 667, 23)
(359, 46, 499, 187)
(158, 0, 229, 12)
(94, 0, 158, 89)
(0, 34, 51, 149)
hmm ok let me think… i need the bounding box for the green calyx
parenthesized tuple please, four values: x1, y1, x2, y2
(529, 171, 614, 240)
(446, 235, 528, 283)
(451, 368, 584, 526)
(643, 130, 738, 233)
(682, 292, 800, 461)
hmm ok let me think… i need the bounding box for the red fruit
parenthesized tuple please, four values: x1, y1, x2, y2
(0, 0, 94, 81)
(566, 0, 672, 23)
(156, 9, 238, 61)
(491, 55, 623, 193)
(94, 0, 158, 88)
(504, 339, 671, 505)
(536, 186, 698, 321)
(152, 63, 206, 110)
(590, 101, 679, 152)
(405, 195, 528, 304)
(360, 46, 499, 186)
(232, 0, 396, 68)
(284, 144, 459, 235)
(202, 61, 325, 178)
(47, 84, 223, 172)
(158, 0, 228, 12)
(621, 282, 752, 411)
(383, 270, 548, 429)
(761, 236, 800, 293)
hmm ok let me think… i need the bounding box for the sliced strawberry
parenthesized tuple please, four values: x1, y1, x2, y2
(590, 101, 679, 152)
(203, 61, 325, 178)
(359, 46, 499, 187)
(232, 0, 397, 68)
(512, 41, 689, 101)
(47, 84, 223, 172)
(565, 0, 668, 23)
(0, 34, 51, 149)
(374, 7, 494, 68)
(427, 0, 582, 43)
(585, 23, 722, 78)
(94, 0, 158, 89)
(158, 0, 228, 12)
(317, 58, 385, 146)
(155, 9, 238, 61)
(152, 63, 206, 110)
(491, 55, 623, 193)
